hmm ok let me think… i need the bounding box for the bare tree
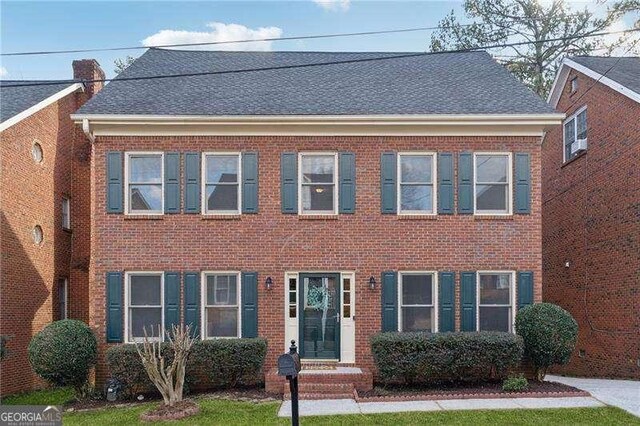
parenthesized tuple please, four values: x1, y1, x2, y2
(135, 324, 195, 407)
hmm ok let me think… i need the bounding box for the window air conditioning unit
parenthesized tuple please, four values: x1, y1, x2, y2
(571, 139, 587, 154)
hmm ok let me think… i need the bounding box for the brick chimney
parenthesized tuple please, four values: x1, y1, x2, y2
(72, 59, 105, 98)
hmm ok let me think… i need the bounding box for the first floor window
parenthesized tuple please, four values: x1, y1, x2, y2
(57, 278, 68, 320)
(127, 273, 163, 341)
(61, 196, 70, 230)
(398, 154, 435, 214)
(474, 153, 511, 214)
(300, 153, 337, 214)
(204, 273, 240, 338)
(478, 272, 514, 332)
(564, 108, 587, 162)
(399, 273, 436, 332)
(126, 153, 163, 214)
(203, 153, 241, 214)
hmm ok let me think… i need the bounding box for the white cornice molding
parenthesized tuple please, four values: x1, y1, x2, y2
(0, 83, 84, 132)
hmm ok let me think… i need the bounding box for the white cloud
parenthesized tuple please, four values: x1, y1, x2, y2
(0, 67, 7, 78)
(313, 0, 350, 12)
(142, 22, 283, 51)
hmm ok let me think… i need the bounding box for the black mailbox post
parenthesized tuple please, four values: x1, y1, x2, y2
(278, 340, 301, 426)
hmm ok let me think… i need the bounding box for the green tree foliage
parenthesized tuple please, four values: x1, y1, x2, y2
(114, 55, 136, 74)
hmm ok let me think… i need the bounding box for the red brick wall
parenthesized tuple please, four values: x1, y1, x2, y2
(89, 135, 543, 383)
(542, 68, 640, 378)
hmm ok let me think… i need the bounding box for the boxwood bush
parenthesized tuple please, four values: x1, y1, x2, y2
(515, 303, 578, 381)
(106, 338, 267, 398)
(28, 320, 97, 393)
(371, 332, 524, 385)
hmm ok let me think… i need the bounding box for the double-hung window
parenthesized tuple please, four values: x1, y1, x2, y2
(398, 154, 436, 214)
(125, 153, 164, 214)
(203, 272, 240, 338)
(299, 153, 337, 215)
(57, 278, 68, 320)
(61, 196, 71, 230)
(203, 153, 241, 214)
(563, 107, 587, 162)
(477, 272, 514, 332)
(399, 272, 437, 332)
(126, 272, 163, 342)
(474, 153, 512, 215)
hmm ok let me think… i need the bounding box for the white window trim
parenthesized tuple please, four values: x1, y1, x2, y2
(398, 271, 439, 333)
(298, 152, 339, 216)
(124, 271, 164, 343)
(397, 152, 438, 216)
(473, 152, 513, 216)
(476, 270, 516, 333)
(201, 271, 242, 339)
(59, 278, 68, 320)
(124, 152, 164, 215)
(201, 152, 242, 215)
(562, 106, 587, 163)
(62, 196, 71, 230)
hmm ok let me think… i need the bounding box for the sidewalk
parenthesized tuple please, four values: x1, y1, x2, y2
(547, 375, 640, 417)
(278, 396, 604, 417)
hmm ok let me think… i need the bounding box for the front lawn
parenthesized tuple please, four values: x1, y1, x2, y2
(1, 387, 74, 406)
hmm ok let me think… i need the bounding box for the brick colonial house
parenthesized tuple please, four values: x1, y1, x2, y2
(69, 49, 562, 393)
(543, 56, 640, 379)
(0, 60, 104, 395)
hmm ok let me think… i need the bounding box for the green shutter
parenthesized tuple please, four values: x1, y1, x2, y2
(184, 272, 200, 338)
(106, 272, 123, 342)
(517, 271, 534, 309)
(458, 153, 473, 214)
(184, 153, 200, 214)
(164, 272, 180, 334)
(438, 153, 454, 214)
(242, 152, 259, 214)
(164, 153, 180, 214)
(460, 272, 476, 331)
(106, 152, 123, 213)
(241, 272, 259, 338)
(339, 152, 356, 214)
(281, 153, 297, 214)
(515, 153, 531, 214)
(380, 152, 397, 214)
(439, 272, 455, 332)
(381, 271, 398, 332)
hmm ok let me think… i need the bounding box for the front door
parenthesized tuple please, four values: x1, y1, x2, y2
(299, 273, 341, 359)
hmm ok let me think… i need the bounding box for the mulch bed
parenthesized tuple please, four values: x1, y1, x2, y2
(356, 381, 589, 402)
(140, 400, 200, 422)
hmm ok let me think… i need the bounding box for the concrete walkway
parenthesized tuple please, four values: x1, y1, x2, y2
(547, 375, 640, 417)
(278, 396, 604, 417)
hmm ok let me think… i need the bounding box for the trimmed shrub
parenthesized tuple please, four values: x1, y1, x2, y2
(371, 332, 524, 385)
(502, 375, 528, 392)
(106, 338, 267, 399)
(28, 320, 97, 392)
(515, 303, 578, 381)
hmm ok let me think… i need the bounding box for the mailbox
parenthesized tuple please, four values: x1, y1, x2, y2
(278, 341, 301, 378)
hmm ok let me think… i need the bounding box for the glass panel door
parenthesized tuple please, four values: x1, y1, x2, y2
(299, 273, 340, 359)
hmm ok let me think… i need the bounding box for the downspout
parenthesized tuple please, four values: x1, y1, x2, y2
(82, 118, 95, 143)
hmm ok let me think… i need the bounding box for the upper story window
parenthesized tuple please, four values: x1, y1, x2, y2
(62, 196, 71, 230)
(570, 77, 578, 93)
(399, 272, 437, 332)
(563, 107, 587, 163)
(202, 272, 240, 338)
(126, 272, 163, 342)
(125, 152, 163, 215)
(477, 271, 514, 332)
(474, 153, 512, 215)
(299, 153, 337, 215)
(398, 154, 436, 215)
(203, 153, 241, 215)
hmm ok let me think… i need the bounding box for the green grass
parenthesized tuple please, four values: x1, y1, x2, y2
(1, 387, 74, 406)
(61, 399, 639, 426)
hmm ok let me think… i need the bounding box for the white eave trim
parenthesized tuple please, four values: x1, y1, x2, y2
(0, 83, 84, 132)
(548, 59, 640, 108)
(71, 113, 564, 137)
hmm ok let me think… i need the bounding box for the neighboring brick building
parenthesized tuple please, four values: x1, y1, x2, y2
(543, 56, 640, 379)
(72, 49, 562, 394)
(0, 60, 103, 396)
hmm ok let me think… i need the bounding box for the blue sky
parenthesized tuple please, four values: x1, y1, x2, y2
(0, 1, 636, 80)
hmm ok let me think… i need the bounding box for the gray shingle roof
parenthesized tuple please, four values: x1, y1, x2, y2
(0, 80, 79, 123)
(78, 49, 555, 116)
(569, 56, 640, 95)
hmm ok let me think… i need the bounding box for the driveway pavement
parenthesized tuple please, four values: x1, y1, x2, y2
(547, 375, 640, 417)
